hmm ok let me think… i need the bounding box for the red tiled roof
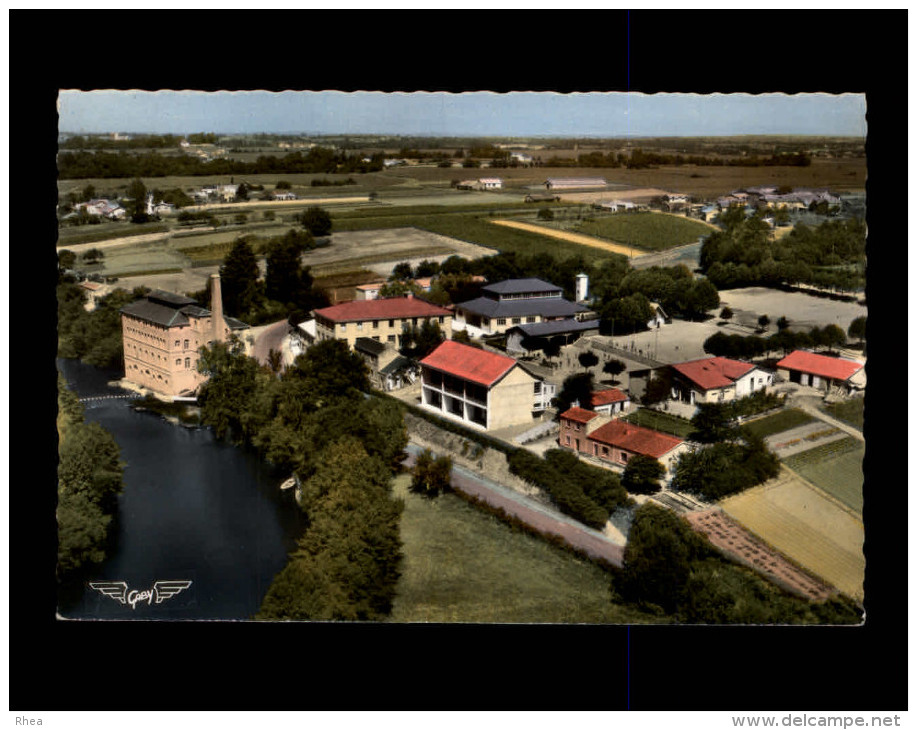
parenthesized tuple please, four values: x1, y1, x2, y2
(775, 350, 864, 382)
(587, 420, 683, 459)
(590, 389, 629, 407)
(420, 340, 518, 387)
(670, 356, 755, 391)
(314, 296, 452, 323)
(559, 406, 599, 424)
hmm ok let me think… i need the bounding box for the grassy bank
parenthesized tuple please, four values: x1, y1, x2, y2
(388, 474, 660, 624)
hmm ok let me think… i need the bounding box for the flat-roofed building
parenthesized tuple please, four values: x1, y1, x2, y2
(453, 278, 589, 338)
(505, 318, 599, 354)
(312, 295, 453, 349)
(419, 340, 549, 430)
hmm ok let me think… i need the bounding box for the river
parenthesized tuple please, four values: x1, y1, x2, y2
(56, 359, 303, 621)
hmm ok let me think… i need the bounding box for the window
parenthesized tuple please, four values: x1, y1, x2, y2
(184, 339, 189, 349)
(526, 316, 536, 323)
(620, 453, 629, 464)
(387, 335, 396, 343)
(175, 340, 180, 348)
(176, 359, 181, 366)
(389, 319, 395, 327)
(534, 382, 542, 394)
(357, 322, 363, 331)
(438, 316, 444, 324)
(185, 358, 191, 369)
(512, 318, 521, 325)
(340, 323, 347, 332)
(372, 320, 379, 329)
(497, 318, 506, 326)
(565, 435, 571, 445)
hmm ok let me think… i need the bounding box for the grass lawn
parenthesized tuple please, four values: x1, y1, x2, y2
(622, 408, 694, 438)
(782, 437, 864, 514)
(821, 398, 865, 431)
(388, 474, 661, 624)
(742, 408, 815, 439)
(576, 212, 714, 252)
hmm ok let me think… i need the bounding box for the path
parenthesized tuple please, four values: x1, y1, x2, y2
(403, 443, 625, 568)
(490, 219, 641, 258)
(249, 320, 292, 367)
(793, 401, 865, 443)
(57, 231, 172, 253)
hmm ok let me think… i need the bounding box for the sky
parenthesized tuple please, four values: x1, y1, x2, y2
(57, 90, 868, 139)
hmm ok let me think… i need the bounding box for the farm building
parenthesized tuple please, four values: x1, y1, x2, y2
(775, 350, 865, 394)
(668, 356, 773, 405)
(453, 278, 590, 337)
(120, 275, 249, 399)
(524, 193, 560, 203)
(558, 407, 686, 473)
(594, 199, 638, 212)
(478, 177, 503, 190)
(544, 177, 607, 191)
(272, 190, 297, 201)
(504, 318, 600, 355)
(312, 295, 453, 349)
(420, 340, 552, 431)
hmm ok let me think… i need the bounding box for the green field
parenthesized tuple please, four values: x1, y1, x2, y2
(388, 474, 660, 624)
(782, 437, 864, 514)
(821, 398, 865, 431)
(622, 408, 695, 438)
(742, 408, 816, 439)
(576, 212, 715, 252)
(334, 209, 619, 265)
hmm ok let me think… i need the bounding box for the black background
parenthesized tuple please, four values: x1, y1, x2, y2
(13, 9, 905, 713)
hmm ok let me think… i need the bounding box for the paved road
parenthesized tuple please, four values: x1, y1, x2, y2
(250, 320, 291, 367)
(403, 443, 625, 568)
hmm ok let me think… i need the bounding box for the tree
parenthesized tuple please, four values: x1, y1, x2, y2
(537, 207, 554, 221)
(554, 372, 594, 415)
(776, 315, 791, 331)
(236, 182, 250, 201)
(757, 314, 770, 331)
(220, 237, 262, 317)
(690, 403, 737, 443)
(298, 206, 333, 237)
(197, 337, 262, 444)
(578, 351, 599, 371)
(83, 248, 105, 264)
(817, 324, 847, 353)
(621, 455, 665, 495)
(58, 249, 77, 272)
(642, 368, 672, 407)
(125, 178, 147, 218)
(265, 230, 309, 306)
(410, 449, 453, 497)
(847, 316, 867, 343)
(720, 306, 733, 320)
(401, 319, 444, 359)
(389, 261, 414, 281)
(602, 358, 626, 383)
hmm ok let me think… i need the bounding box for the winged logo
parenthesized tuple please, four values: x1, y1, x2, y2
(89, 580, 192, 609)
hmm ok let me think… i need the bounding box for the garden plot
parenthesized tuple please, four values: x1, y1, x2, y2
(720, 467, 864, 600)
(764, 422, 848, 458)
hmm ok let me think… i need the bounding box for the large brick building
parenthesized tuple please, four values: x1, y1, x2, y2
(120, 275, 248, 398)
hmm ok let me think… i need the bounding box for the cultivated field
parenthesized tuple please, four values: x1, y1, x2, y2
(720, 467, 865, 600)
(782, 438, 865, 514)
(387, 474, 659, 624)
(576, 212, 717, 252)
(490, 219, 641, 258)
(742, 408, 815, 439)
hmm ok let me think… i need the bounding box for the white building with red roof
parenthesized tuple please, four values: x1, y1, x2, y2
(668, 356, 772, 405)
(775, 350, 865, 393)
(587, 388, 631, 416)
(312, 294, 453, 349)
(419, 340, 550, 430)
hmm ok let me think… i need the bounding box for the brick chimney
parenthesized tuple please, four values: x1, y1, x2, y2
(210, 273, 225, 344)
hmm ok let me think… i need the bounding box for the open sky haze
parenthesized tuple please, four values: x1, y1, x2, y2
(58, 90, 867, 138)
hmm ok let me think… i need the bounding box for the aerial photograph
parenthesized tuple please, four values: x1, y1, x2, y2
(54, 89, 869, 629)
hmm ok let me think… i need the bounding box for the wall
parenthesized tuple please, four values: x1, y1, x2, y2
(487, 366, 539, 430)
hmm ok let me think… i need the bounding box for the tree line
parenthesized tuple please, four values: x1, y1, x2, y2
(57, 375, 125, 585)
(193, 337, 407, 621)
(58, 148, 385, 179)
(700, 214, 866, 293)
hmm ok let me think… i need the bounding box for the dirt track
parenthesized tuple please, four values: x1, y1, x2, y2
(490, 219, 641, 258)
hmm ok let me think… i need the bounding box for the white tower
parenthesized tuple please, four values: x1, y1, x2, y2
(575, 272, 589, 303)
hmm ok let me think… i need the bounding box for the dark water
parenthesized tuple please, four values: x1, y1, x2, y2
(56, 359, 302, 621)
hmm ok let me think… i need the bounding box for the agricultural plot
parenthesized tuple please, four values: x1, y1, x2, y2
(720, 467, 864, 600)
(742, 408, 815, 439)
(576, 212, 716, 252)
(782, 437, 864, 514)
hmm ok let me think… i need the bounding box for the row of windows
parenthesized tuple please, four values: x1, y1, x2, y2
(491, 316, 537, 327)
(339, 316, 446, 333)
